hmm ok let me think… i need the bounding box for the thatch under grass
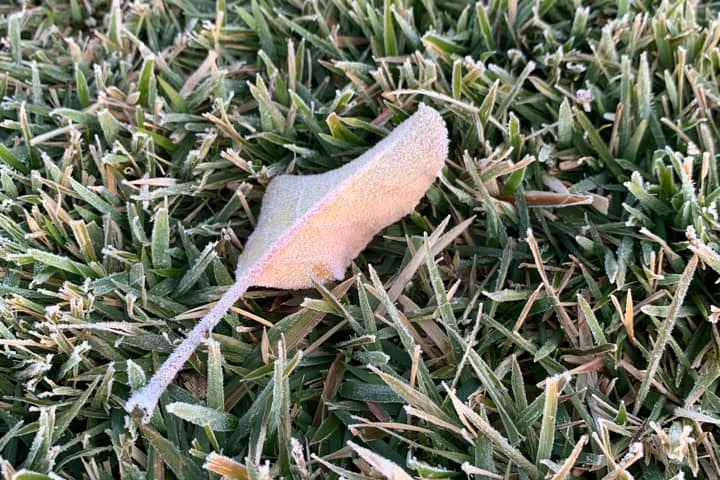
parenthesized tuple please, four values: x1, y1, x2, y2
(1, 0, 720, 478)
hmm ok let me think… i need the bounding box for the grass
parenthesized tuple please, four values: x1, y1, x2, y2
(1, 0, 720, 478)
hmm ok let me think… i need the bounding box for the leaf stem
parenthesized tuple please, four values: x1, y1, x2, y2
(125, 277, 252, 422)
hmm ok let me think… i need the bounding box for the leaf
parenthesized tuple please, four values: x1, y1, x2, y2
(166, 402, 238, 431)
(203, 452, 249, 480)
(125, 105, 449, 422)
(347, 441, 414, 480)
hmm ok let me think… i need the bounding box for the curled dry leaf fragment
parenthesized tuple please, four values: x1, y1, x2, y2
(125, 104, 449, 422)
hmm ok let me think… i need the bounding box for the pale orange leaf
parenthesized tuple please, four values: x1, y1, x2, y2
(125, 105, 449, 422)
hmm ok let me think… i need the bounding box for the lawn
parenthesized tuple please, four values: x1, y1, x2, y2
(0, 0, 719, 478)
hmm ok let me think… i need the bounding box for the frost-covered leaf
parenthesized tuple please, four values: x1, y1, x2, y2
(126, 105, 449, 422)
(166, 402, 238, 431)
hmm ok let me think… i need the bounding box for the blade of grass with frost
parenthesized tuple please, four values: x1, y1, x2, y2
(125, 104, 449, 422)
